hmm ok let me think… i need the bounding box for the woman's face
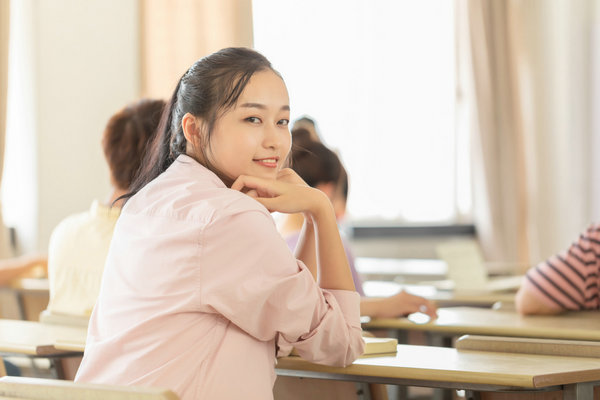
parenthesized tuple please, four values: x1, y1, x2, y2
(207, 70, 291, 182)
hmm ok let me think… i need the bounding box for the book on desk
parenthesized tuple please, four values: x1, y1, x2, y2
(290, 337, 398, 358)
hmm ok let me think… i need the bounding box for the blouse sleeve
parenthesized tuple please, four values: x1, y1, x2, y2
(197, 207, 364, 367)
(521, 224, 600, 310)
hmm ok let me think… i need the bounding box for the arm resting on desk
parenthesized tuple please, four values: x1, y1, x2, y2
(515, 286, 564, 315)
(0, 255, 47, 285)
(361, 291, 437, 319)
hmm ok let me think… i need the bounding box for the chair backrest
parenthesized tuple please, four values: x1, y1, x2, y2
(0, 377, 179, 400)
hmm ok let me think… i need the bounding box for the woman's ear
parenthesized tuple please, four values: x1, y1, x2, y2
(181, 113, 204, 146)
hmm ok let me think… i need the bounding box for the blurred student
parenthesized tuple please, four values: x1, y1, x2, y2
(291, 115, 321, 143)
(45, 99, 165, 319)
(280, 134, 437, 319)
(516, 223, 600, 315)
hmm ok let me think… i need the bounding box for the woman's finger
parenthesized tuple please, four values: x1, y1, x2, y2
(232, 175, 280, 197)
(277, 168, 306, 185)
(253, 196, 279, 213)
(231, 174, 268, 191)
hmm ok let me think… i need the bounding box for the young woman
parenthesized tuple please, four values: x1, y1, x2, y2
(74, 47, 364, 400)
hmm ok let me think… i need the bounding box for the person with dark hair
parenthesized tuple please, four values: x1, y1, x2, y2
(280, 140, 437, 319)
(44, 99, 165, 319)
(74, 48, 364, 400)
(292, 115, 321, 142)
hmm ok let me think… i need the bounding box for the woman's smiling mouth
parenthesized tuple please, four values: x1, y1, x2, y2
(253, 157, 279, 168)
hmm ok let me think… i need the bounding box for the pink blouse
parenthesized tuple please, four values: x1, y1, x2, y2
(74, 155, 364, 400)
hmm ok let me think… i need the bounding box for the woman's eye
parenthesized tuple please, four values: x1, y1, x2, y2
(246, 117, 261, 123)
(278, 119, 289, 126)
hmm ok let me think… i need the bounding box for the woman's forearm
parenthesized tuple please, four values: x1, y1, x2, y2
(309, 195, 355, 291)
(293, 217, 317, 280)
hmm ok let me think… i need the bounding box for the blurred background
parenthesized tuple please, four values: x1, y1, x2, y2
(1, 0, 599, 270)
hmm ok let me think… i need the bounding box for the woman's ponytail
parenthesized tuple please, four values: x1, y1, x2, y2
(120, 78, 184, 203)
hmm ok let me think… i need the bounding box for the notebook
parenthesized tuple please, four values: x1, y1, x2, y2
(290, 337, 398, 358)
(432, 240, 523, 293)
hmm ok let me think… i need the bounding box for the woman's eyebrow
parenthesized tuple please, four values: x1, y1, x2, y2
(239, 102, 290, 111)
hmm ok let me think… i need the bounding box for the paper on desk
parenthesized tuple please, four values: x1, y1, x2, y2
(436, 240, 488, 291)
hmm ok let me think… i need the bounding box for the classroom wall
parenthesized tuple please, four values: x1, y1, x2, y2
(8, 0, 140, 253)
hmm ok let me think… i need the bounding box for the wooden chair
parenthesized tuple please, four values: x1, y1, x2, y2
(0, 377, 179, 400)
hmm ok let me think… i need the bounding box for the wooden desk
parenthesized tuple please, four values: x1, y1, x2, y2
(46, 330, 600, 399)
(0, 376, 179, 400)
(0, 319, 86, 357)
(355, 258, 447, 283)
(363, 281, 516, 308)
(276, 344, 600, 399)
(0, 319, 87, 379)
(0, 279, 49, 321)
(53, 339, 85, 353)
(364, 307, 600, 341)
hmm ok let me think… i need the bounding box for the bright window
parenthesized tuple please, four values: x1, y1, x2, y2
(252, 0, 471, 224)
(2, 0, 37, 253)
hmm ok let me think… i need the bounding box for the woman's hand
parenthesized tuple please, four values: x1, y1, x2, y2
(234, 168, 356, 292)
(370, 291, 438, 319)
(231, 168, 329, 216)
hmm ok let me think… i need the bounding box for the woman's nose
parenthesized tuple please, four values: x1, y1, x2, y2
(263, 124, 285, 149)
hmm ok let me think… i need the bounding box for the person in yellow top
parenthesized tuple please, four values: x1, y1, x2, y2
(44, 99, 164, 319)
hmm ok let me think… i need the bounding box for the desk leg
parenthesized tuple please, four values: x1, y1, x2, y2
(50, 358, 66, 380)
(356, 383, 372, 400)
(428, 333, 453, 400)
(387, 329, 408, 400)
(433, 388, 453, 400)
(427, 332, 452, 348)
(563, 382, 594, 400)
(14, 292, 27, 320)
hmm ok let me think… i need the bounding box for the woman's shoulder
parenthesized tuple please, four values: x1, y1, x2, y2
(577, 223, 600, 245)
(124, 165, 270, 224)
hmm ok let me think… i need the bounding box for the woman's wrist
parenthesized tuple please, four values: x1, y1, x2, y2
(305, 189, 334, 223)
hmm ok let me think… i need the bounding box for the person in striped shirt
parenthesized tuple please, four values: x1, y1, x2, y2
(516, 224, 600, 314)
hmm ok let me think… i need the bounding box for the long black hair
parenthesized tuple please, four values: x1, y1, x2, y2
(124, 47, 277, 202)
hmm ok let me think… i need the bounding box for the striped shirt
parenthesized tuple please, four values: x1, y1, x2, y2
(522, 224, 600, 310)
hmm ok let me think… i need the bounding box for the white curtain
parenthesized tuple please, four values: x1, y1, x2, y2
(0, 0, 14, 258)
(140, 0, 254, 99)
(458, 0, 529, 267)
(460, 0, 596, 270)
